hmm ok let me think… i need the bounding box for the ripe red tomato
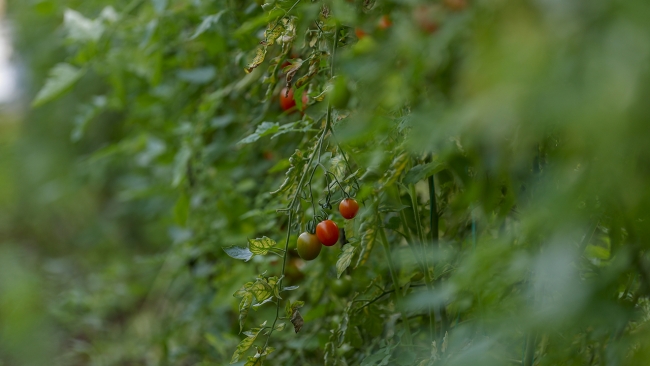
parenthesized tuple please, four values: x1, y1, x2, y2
(297, 232, 322, 260)
(339, 198, 359, 220)
(279, 87, 308, 112)
(355, 28, 367, 39)
(377, 15, 392, 30)
(316, 220, 339, 246)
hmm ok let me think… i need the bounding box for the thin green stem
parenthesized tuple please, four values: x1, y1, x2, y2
(378, 211, 413, 346)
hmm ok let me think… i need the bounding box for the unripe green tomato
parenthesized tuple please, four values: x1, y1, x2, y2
(329, 76, 351, 109)
(331, 275, 352, 297)
(297, 232, 322, 261)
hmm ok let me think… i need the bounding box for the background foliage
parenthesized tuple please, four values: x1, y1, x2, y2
(2, 0, 650, 365)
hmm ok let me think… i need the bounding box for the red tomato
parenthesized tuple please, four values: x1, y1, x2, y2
(339, 198, 360, 220)
(279, 87, 308, 113)
(316, 220, 339, 246)
(377, 15, 392, 30)
(355, 28, 367, 39)
(413, 5, 440, 34)
(297, 232, 322, 260)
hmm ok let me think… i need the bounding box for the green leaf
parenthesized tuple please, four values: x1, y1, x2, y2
(223, 246, 254, 262)
(171, 143, 191, 187)
(248, 236, 276, 255)
(32, 63, 85, 107)
(237, 293, 253, 333)
(403, 162, 445, 185)
(378, 151, 409, 190)
(336, 244, 357, 279)
(355, 222, 377, 269)
(189, 11, 226, 40)
(230, 327, 261, 364)
(271, 149, 307, 195)
(239, 122, 280, 145)
(63, 9, 104, 42)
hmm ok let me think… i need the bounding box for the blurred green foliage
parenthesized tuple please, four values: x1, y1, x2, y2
(2, 0, 650, 365)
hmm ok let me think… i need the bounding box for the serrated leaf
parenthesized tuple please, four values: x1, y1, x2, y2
(190, 11, 225, 40)
(355, 222, 377, 268)
(32, 63, 85, 107)
(245, 46, 267, 74)
(403, 162, 445, 184)
(230, 327, 262, 364)
(248, 236, 276, 255)
(337, 245, 357, 278)
(285, 299, 304, 317)
(224, 246, 254, 262)
(238, 293, 253, 333)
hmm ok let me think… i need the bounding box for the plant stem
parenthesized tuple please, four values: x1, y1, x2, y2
(378, 210, 413, 346)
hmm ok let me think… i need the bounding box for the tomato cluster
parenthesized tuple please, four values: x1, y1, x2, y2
(295, 198, 360, 261)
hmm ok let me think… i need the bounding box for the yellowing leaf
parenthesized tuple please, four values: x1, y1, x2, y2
(230, 328, 262, 364)
(248, 236, 276, 255)
(355, 221, 377, 269)
(245, 46, 267, 74)
(336, 244, 357, 278)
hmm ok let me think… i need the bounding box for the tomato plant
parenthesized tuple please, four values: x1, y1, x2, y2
(296, 232, 321, 260)
(316, 220, 339, 247)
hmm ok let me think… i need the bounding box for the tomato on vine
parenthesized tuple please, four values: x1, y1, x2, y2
(296, 232, 322, 260)
(339, 198, 359, 220)
(279, 87, 308, 112)
(316, 220, 339, 246)
(331, 275, 352, 297)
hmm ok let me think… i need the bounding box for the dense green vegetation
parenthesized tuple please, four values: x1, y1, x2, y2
(3, 0, 650, 365)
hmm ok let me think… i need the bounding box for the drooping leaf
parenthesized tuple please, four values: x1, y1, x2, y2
(248, 236, 276, 255)
(230, 327, 262, 364)
(355, 221, 377, 268)
(32, 63, 85, 107)
(290, 309, 304, 333)
(336, 244, 357, 278)
(245, 45, 267, 74)
(238, 293, 253, 333)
